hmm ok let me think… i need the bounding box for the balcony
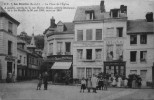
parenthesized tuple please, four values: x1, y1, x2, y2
(65, 52, 71, 55)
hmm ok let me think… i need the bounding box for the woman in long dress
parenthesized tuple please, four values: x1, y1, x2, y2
(117, 76, 122, 87)
(112, 76, 116, 87)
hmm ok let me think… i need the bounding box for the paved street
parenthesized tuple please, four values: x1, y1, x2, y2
(0, 80, 154, 100)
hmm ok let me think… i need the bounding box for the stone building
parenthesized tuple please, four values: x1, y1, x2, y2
(73, 0, 127, 79)
(126, 12, 154, 85)
(43, 17, 74, 83)
(0, 7, 20, 81)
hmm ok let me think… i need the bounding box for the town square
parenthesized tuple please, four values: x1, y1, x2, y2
(0, 0, 154, 99)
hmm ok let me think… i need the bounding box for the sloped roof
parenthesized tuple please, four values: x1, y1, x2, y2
(0, 6, 20, 25)
(74, 5, 127, 22)
(127, 19, 154, 33)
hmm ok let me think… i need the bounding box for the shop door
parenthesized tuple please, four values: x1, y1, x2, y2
(7, 62, 12, 73)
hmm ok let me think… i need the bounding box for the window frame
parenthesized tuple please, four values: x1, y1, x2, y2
(117, 27, 123, 37)
(130, 51, 137, 62)
(86, 29, 93, 41)
(96, 29, 102, 40)
(140, 34, 147, 44)
(77, 30, 83, 41)
(130, 34, 137, 45)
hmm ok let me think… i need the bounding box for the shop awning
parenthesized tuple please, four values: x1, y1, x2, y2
(51, 62, 72, 69)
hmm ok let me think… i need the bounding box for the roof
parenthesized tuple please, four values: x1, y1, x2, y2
(0, 6, 20, 25)
(46, 22, 74, 37)
(127, 19, 154, 34)
(74, 5, 127, 22)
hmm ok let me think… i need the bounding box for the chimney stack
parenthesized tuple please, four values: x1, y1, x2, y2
(146, 12, 153, 22)
(100, 0, 105, 13)
(120, 5, 127, 14)
(50, 16, 56, 28)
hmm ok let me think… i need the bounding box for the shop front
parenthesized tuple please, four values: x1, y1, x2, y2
(47, 55, 73, 84)
(104, 61, 126, 77)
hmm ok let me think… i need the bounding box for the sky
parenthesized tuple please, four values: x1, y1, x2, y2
(1, 0, 154, 36)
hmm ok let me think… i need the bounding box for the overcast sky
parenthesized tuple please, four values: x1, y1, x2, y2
(1, 0, 154, 35)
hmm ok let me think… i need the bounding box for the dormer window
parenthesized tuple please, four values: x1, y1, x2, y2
(110, 9, 120, 18)
(85, 10, 95, 20)
(57, 21, 64, 32)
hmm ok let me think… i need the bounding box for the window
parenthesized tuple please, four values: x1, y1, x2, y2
(49, 43, 53, 55)
(86, 49, 92, 60)
(96, 29, 102, 40)
(140, 70, 147, 81)
(130, 35, 137, 44)
(85, 10, 94, 20)
(93, 68, 101, 76)
(8, 41, 12, 55)
(24, 57, 26, 64)
(116, 45, 123, 60)
(140, 51, 147, 62)
(111, 9, 119, 18)
(57, 42, 62, 55)
(106, 45, 113, 61)
(86, 29, 92, 40)
(140, 34, 147, 44)
(106, 27, 114, 37)
(130, 51, 137, 62)
(117, 27, 123, 37)
(8, 21, 13, 33)
(86, 68, 92, 78)
(65, 42, 71, 54)
(77, 49, 83, 60)
(77, 30, 83, 41)
(95, 49, 102, 59)
(77, 68, 85, 79)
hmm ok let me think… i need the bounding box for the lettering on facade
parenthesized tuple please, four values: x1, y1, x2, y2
(47, 55, 73, 61)
(5, 56, 16, 62)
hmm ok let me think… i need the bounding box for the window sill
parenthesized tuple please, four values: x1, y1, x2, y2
(130, 44, 137, 46)
(82, 59, 95, 62)
(130, 62, 137, 64)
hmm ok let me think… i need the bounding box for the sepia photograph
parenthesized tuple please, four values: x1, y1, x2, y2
(0, 0, 154, 100)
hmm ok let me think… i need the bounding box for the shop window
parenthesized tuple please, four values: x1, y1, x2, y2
(8, 41, 12, 55)
(95, 49, 102, 59)
(86, 29, 92, 40)
(140, 34, 147, 44)
(86, 68, 92, 78)
(130, 35, 137, 44)
(140, 51, 147, 62)
(86, 49, 92, 60)
(130, 51, 137, 62)
(117, 27, 123, 37)
(96, 29, 102, 40)
(77, 30, 83, 41)
(77, 68, 85, 79)
(77, 49, 83, 60)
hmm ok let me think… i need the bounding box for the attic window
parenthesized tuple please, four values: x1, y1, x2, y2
(85, 10, 95, 20)
(110, 9, 119, 18)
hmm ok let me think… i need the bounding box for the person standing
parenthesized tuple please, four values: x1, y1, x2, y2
(80, 77, 86, 93)
(36, 74, 42, 90)
(91, 74, 98, 93)
(124, 78, 128, 88)
(12, 71, 15, 83)
(87, 77, 92, 93)
(111, 76, 117, 87)
(117, 76, 122, 87)
(43, 72, 48, 90)
(99, 77, 104, 90)
(104, 77, 108, 90)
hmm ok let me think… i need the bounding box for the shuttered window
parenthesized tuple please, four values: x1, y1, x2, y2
(77, 30, 83, 41)
(96, 29, 102, 40)
(86, 29, 92, 40)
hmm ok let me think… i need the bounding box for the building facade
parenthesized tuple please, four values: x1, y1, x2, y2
(0, 7, 20, 81)
(43, 17, 74, 83)
(73, 0, 127, 79)
(126, 12, 154, 85)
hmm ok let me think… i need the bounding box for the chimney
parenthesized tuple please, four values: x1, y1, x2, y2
(120, 5, 127, 14)
(100, 0, 105, 12)
(146, 12, 153, 22)
(50, 16, 56, 28)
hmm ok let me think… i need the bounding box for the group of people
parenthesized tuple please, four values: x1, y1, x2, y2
(80, 74, 108, 93)
(36, 72, 48, 90)
(6, 71, 15, 83)
(110, 74, 142, 88)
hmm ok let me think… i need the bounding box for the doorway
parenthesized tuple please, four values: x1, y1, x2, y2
(7, 62, 12, 74)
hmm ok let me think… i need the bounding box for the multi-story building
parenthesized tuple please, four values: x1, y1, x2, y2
(126, 12, 154, 85)
(73, 0, 127, 79)
(43, 17, 74, 83)
(0, 7, 20, 81)
(17, 37, 28, 80)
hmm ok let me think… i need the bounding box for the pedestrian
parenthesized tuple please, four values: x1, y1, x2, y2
(12, 71, 15, 83)
(91, 74, 98, 93)
(137, 76, 142, 88)
(132, 76, 136, 89)
(43, 72, 48, 90)
(98, 77, 104, 90)
(87, 77, 92, 93)
(117, 76, 122, 87)
(111, 76, 116, 87)
(124, 78, 128, 88)
(36, 74, 42, 90)
(104, 77, 108, 90)
(80, 77, 86, 93)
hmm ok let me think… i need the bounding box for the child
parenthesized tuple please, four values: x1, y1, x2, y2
(37, 74, 42, 90)
(80, 77, 86, 93)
